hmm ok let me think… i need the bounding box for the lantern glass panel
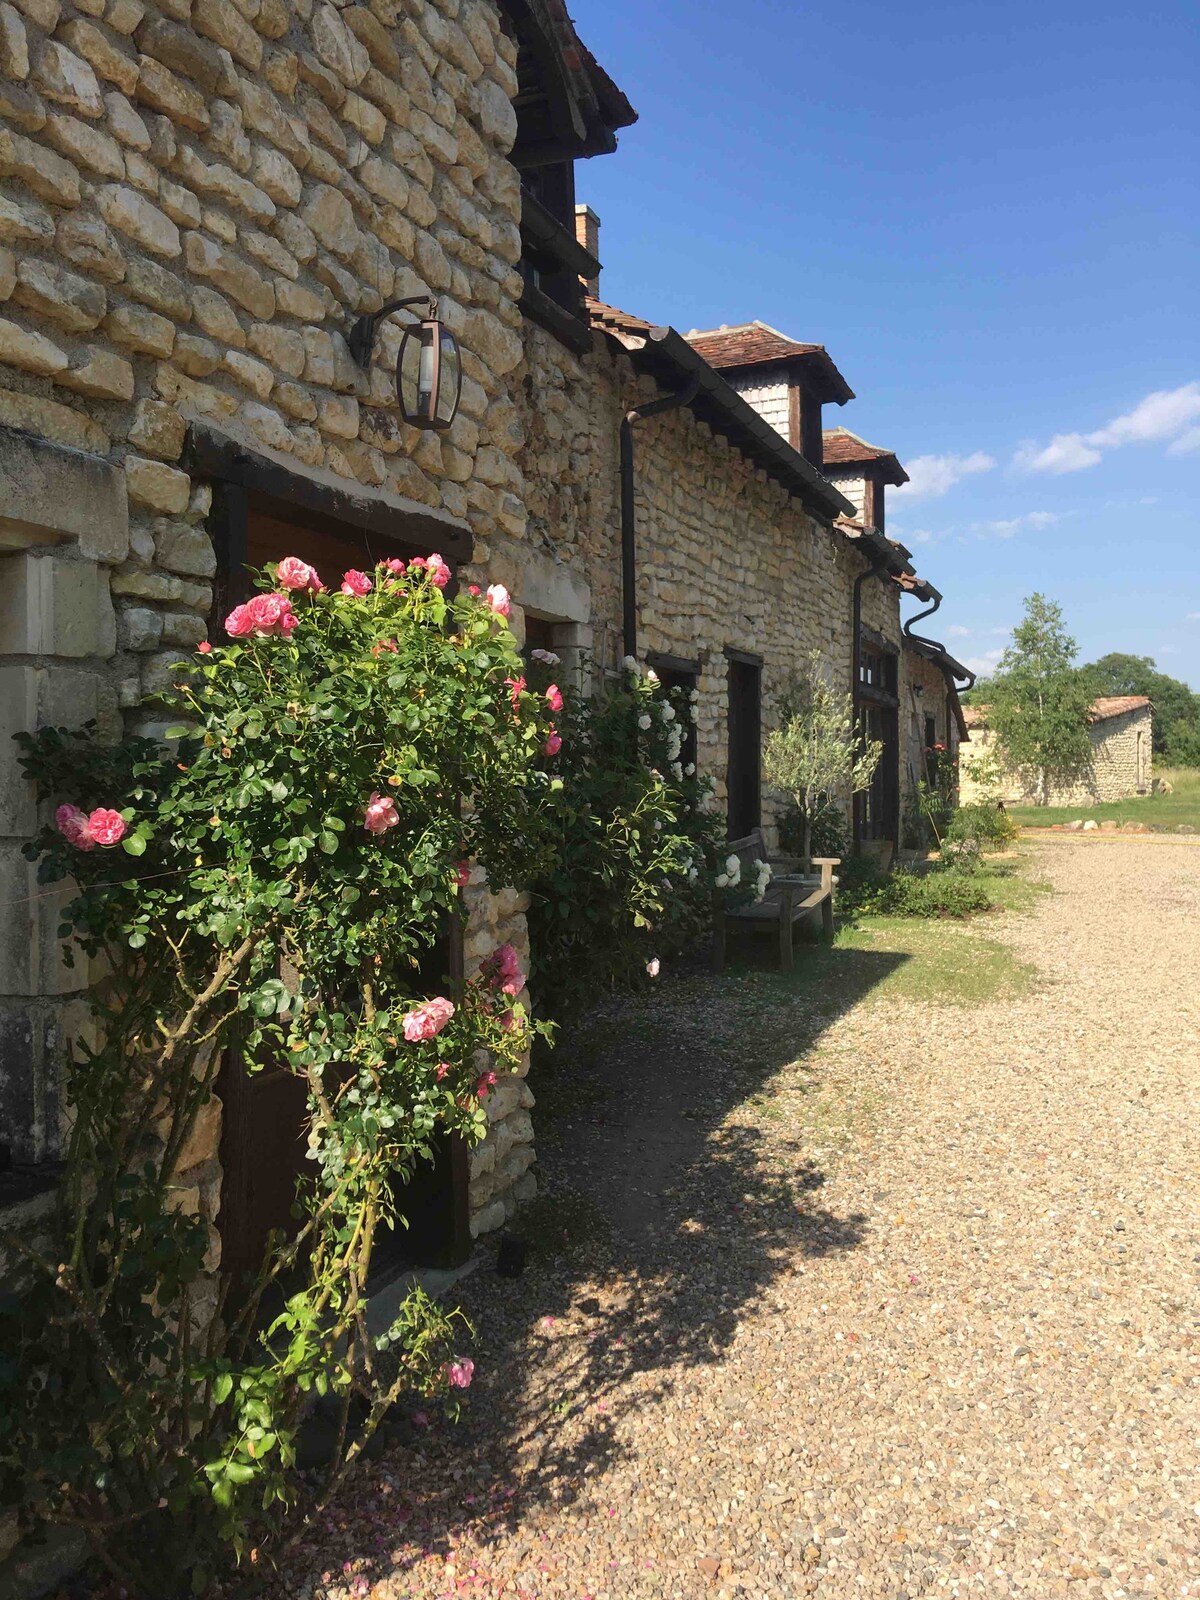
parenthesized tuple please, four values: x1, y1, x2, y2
(396, 322, 434, 426)
(434, 325, 461, 428)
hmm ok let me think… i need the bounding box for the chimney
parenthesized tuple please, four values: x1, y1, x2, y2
(574, 203, 600, 299)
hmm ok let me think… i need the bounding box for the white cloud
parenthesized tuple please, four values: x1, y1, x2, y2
(892, 450, 995, 499)
(1013, 435, 1102, 474)
(1187, 612, 1200, 621)
(974, 509, 1061, 537)
(944, 623, 970, 637)
(963, 648, 1005, 676)
(1015, 382, 1200, 474)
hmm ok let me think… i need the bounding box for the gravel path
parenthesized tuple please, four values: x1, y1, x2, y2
(294, 841, 1200, 1600)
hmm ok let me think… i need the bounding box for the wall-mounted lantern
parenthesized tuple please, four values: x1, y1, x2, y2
(346, 296, 462, 431)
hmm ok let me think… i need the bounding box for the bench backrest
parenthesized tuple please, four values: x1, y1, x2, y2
(726, 828, 769, 880)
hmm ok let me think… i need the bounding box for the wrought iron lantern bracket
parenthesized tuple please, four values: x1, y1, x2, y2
(346, 295, 436, 370)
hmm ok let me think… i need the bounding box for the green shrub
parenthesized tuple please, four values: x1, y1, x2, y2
(945, 801, 1019, 850)
(778, 798, 850, 862)
(839, 856, 994, 920)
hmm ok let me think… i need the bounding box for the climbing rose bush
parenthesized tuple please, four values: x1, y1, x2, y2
(2, 555, 558, 1594)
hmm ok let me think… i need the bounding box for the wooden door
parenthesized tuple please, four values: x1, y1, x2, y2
(726, 655, 762, 840)
(215, 499, 471, 1293)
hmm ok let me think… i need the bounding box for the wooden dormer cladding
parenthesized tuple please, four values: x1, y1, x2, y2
(787, 383, 824, 469)
(821, 429, 910, 535)
(498, 0, 636, 351)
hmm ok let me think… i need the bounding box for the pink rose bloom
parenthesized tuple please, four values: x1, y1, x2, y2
(475, 1070, 497, 1100)
(482, 943, 523, 996)
(381, 557, 407, 575)
(455, 860, 471, 887)
(244, 593, 297, 637)
(545, 684, 564, 713)
(505, 675, 525, 710)
(544, 728, 562, 757)
(485, 583, 510, 617)
(646, 957, 660, 978)
(499, 1009, 517, 1031)
(402, 996, 455, 1042)
(425, 552, 450, 588)
(446, 1358, 474, 1390)
(435, 1062, 451, 1081)
(468, 584, 481, 596)
(197, 641, 213, 654)
(276, 556, 324, 592)
(55, 803, 94, 851)
(340, 569, 372, 597)
(408, 555, 427, 570)
(371, 639, 399, 657)
(225, 604, 253, 638)
(88, 808, 127, 848)
(363, 790, 399, 834)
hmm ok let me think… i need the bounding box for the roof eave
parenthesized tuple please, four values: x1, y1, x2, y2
(629, 326, 856, 521)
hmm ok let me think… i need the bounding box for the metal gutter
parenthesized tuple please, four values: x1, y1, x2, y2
(901, 588, 976, 689)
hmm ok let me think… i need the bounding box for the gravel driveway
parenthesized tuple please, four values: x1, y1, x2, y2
(296, 841, 1200, 1600)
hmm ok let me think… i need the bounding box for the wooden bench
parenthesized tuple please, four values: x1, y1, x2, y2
(719, 828, 840, 972)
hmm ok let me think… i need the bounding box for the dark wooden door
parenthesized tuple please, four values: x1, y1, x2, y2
(860, 704, 899, 843)
(215, 501, 471, 1292)
(726, 656, 762, 839)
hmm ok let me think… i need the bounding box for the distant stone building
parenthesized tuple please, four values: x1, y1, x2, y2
(959, 696, 1153, 806)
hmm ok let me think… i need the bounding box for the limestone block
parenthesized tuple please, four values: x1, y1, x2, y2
(125, 454, 190, 514)
(342, 89, 384, 144)
(104, 0, 144, 34)
(45, 111, 125, 179)
(0, 550, 115, 656)
(311, 2, 368, 86)
(0, 396, 114, 502)
(32, 39, 104, 117)
(0, 193, 53, 243)
(0, 2, 26, 77)
(0, 125, 80, 203)
(249, 143, 300, 207)
(174, 329, 220, 375)
(159, 178, 202, 228)
(116, 601, 161, 649)
(468, 1197, 504, 1237)
(274, 381, 315, 421)
(105, 300, 175, 356)
(129, 398, 186, 459)
(58, 19, 138, 94)
(96, 182, 180, 258)
(0, 315, 68, 375)
(235, 76, 307, 163)
(208, 98, 250, 171)
(246, 321, 304, 377)
(274, 278, 324, 323)
(140, 645, 188, 697)
(160, 608, 206, 645)
(238, 400, 291, 452)
(262, 45, 297, 96)
(191, 284, 245, 345)
(55, 210, 126, 282)
(317, 392, 357, 438)
(241, 229, 297, 278)
(134, 53, 209, 130)
(13, 257, 106, 333)
(191, 0, 261, 71)
(223, 348, 273, 399)
(125, 260, 192, 321)
(184, 229, 274, 317)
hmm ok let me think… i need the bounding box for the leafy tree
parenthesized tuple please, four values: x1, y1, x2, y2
(763, 652, 881, 863)
(987, 594, 1095, 805)
(1084, 651, 1200, 763)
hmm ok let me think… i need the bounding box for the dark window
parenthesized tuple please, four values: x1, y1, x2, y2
(648, 654, 699, 777)
(726, 655, 762, 839)
(859, 646, 898, 697)
(522, 614, 557, 661)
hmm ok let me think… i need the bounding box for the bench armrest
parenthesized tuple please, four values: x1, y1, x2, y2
(810, 856, 841, 895)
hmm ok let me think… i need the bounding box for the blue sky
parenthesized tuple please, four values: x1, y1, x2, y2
(571, 0, 1200, 686)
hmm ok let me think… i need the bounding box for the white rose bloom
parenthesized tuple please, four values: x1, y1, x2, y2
(671, 762, 683, 780)
(725, 854, 739, 874)
(638, 714, 652, 730)
(685, 763, 695, 777)
(646, 667, 659, 683)
(688, 866, 699, 882)
(661, 703, 675, 721)
(622, 655, 640, 674)
(689, 689, 700, 704)
(715, 872, 728, 888)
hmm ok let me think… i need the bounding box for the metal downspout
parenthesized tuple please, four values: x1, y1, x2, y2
(902, 588, 977, 691)
(619, 375, 700, 662)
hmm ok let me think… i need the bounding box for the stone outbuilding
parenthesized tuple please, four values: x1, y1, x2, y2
(959, 696, 1153, 806)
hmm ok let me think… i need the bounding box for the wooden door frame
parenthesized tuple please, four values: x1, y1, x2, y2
(724, 647, 763, 841)
(198, 426, 478, 1279)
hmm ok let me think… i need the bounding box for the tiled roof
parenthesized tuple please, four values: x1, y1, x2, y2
(964, 696, 1151, 730)
(1092, 695, 1152, 719)
(586, 296, 654, 339)
(682, 321, 854, 405)
(822, 427, 910, 486)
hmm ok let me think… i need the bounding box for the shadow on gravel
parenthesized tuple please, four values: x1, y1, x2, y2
(265, 941, 905, 1595)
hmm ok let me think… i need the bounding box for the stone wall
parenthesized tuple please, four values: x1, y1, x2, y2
(899, 643, 961, 821)
(0, 0, 541, 1233)
(514, 321, 903, 848)
(959, 707, 1153, 807)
